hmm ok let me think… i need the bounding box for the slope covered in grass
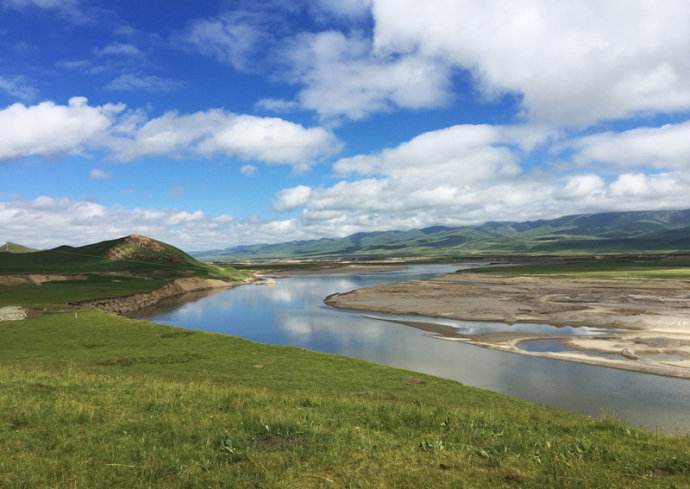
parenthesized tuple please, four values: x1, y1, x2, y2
(0, 311, 688, 488)
(0, 234, 247, 281)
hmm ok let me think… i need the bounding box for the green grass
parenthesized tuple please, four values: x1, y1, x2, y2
(1, 310, 688, 488)
(470, 256, 690, 280)
(0, 275, 167, 307)
(0, 236, 250, 282)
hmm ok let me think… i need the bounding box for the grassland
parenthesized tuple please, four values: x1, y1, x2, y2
(470, 255, 690, 280)
(0, 275, 167, 308)
(1, 310, 689, 488)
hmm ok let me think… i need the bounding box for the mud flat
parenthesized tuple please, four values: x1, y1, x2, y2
(325, 272, 690, 378)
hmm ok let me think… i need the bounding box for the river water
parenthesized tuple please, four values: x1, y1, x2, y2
(133, 264, 690, 433)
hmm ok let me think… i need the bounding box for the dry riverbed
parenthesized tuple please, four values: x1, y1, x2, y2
(325, 272, 690, 379)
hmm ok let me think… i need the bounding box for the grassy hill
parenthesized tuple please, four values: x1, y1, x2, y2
(0, 234, 243, 279)
(199, 209, 690, 260)
(0, 242, 37, 253)
(0, 235, 248, 307)
(1, 310, 688, 488)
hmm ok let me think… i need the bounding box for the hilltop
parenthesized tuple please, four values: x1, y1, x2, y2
(198, 209, 690, 260)
(0, 234, 241, 280)
(0, 242, 37, 254)
(0, 235, 248, 308)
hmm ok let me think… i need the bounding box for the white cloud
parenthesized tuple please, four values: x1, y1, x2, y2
(0, 76, 37, 101)
(94, 42, 143, 58)
(181, 11, 266, 71)
(265, 123, 690, 238)
(255, 98, 300, 113)
(0, 97, 123, 160)
(368, 0, 690, 125)
(273, 185, 312, 211)
(108, 109, 341, 169)
(0, 196, 317, 250)
(569, 121, 690, 169)
(0, 98, 341, 170)
(2, 0, 82, 16)
(240, 164, 257, 176)
(282, 31, 453, 120)
(106, 74, 184, 92)
(89, 168, 111, 181)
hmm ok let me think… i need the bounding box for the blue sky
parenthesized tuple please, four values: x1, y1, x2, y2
(2, 0, 690, 250)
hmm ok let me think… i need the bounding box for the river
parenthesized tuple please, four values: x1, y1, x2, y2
(132, 264, 690, 433)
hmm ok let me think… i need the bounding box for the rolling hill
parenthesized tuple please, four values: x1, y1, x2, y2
(0, 234, 243, 280)
(197, 209, 690, 260)
(0, 242, 37, 254)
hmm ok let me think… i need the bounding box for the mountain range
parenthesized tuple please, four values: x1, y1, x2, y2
(196, 209, 690, 260)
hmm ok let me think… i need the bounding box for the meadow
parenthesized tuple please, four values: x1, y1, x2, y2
(1, 310, 688, 488)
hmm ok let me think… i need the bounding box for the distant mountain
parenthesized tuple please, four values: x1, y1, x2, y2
(0, 234, 243, 279)
(0, 242, 37, 254)
(196, 209, 690, 260)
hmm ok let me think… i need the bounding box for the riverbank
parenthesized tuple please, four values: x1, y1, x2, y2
(325, 272, 690, 379)
(76, 276, 250, 314)
(1, 309, 688, 488)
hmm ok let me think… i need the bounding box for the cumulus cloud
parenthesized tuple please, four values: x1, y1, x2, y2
(266, 123, 690, 238)
(107, 109, 341, 169)
(0, 98, 341, 169)
(368, 0, 690, 125)
(568, 121, 690, 169)
(281, 31, 453, 120)
(0, 97, 123, 160)
(0, 196, 317, 250)
(273, 185, 312, 211)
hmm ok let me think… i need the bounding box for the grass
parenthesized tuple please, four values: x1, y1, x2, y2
(470, 256, 690, 280)
(1, 310, 689, 488)
(0, 235, 250, 282)
(0, 275, 167, 307)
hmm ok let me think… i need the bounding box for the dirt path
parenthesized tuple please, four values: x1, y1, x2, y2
(325, 272, 690, 379)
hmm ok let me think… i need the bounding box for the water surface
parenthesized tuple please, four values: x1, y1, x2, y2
(134, 264, 690, 433)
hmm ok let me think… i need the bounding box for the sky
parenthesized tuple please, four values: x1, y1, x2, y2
(2, 0, 690, 251)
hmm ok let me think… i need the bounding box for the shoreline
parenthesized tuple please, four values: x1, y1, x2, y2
(325, 272, 690, 379)
(75, 276, 254, 314)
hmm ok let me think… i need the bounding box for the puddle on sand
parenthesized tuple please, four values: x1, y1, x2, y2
(364, 313, 614, 337)
(517, 339, 627, 361)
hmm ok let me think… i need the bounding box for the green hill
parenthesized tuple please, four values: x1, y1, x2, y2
(0, 242, 37, 254)
(198, 209, 690, 260)
(0, 234, 244, 280)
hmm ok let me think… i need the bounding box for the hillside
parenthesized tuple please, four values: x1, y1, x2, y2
(198, 209, 690, 260)
(0, 242, 37, 254)
(0, 234, 243, 280)
(1, 310, 688, 488)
